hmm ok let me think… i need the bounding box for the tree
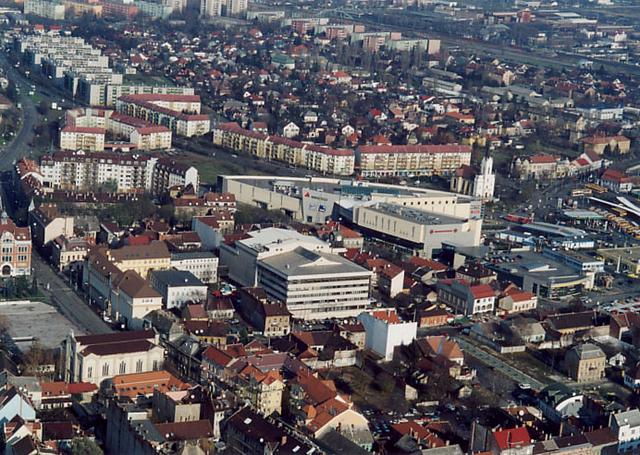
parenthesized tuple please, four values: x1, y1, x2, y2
(23, 340, 45, 375)
(70, 437, 103, 455)
(36, 100, 49, 116)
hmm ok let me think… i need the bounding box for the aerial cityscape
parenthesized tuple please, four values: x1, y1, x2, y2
(0, 0, 639, 453)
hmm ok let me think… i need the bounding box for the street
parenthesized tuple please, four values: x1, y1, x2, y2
(32, 254, 112, 335)
(0, 52, 37, 170)
(456, 337, 546, 391)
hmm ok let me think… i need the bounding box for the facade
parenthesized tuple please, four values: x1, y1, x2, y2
(236, 287, 292, 337)
(612, 409, 640, 453)
(111, 270, 163, 329)
(170, 251, 218, 284)
(257, 247, 372, 320)
(565, 343, 606, 383)
(248, 370, 284, 416)
(513, 154, 570, 180)
(106, 241, 171, 278)
(450, 157, 495, 201)
(581, 135, 630, 155)
(51, 235, 89, 271)
(60, 126, 105, 151)
(115, 94, 210, 137)
(212, 122, 355, 176)
(0, 212, 31, 277)
(219, 227, 333, 287)
(436, 280, 496, 316)
(24, 0, 65, 19)
(62, 330, 165, 385)
(29, 204, 74, 249)
(356, 144, 472, 177)
(498, 289, 537, 314)
(149, 269, 208, 309)
(358, 309, 417, 361)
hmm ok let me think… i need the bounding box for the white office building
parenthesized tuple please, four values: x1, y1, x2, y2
(358, 309, 417, 361)
(256, 247, 372, 320)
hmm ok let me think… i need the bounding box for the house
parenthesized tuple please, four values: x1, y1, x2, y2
(29, 204, 74, 250)
(358, 309, 417, 361)
(624, 363, 640, 391)
(581, 135, 630, 155)
(565, 343, 606, 383)
(0, 387, 36, 425)
(111, 370, 189, 399)
(247, 369, 285, 416)
(498, 288, 537, 314)
(417, 306, 451, 328)
(600, 169, 634, 193)
(490, 426, 533, 455)
(282, 122, 300, 138)
(235, 287, 292, 337)
(149, 269, 208, 309)
(110, 270, 163, 329)
(436, 279, 495, 316)
(418, 336, 464, 366)
(611, 409, 640, 453)
(455, 262, 497, 285)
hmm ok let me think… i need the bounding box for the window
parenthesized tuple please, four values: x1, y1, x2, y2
(102, 363, 109, 376)
(87, 366, 92, 379)
(152, 360, 159, 371)
(119, 361, 126, 374)
(136, 359, 143, 373)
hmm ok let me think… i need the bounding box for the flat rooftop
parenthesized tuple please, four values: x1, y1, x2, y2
(597, 246, 640, 262)
(223, 175, 472, 202)
(364, 202, 465, 225)
(513, 222, 588, 238)
(0, 301, 85, 352)
(259, 247, 370, 278)
(488, 251, 585, 282)
(563, 209, 605, 220)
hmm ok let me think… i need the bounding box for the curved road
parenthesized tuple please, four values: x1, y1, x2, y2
(0, 53, 37, 171)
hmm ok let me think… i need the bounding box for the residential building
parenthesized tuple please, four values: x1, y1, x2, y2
(115, 94, 210, 137)
(62, 330, 164, 385)
(212, 122, 355, 176)
(51, 235, 89, 271)
(170, 251, 218, 283)
(236, 287, 292, 337)
(29, 203, 73, 250)
(498, 289, 537, 314)
(0, 211, 32, 277)
(152, 388, 202, 423)
(611, 409, 640, 453)
(111, 370, 189, 399)
(257, 246, 372, 320)
(436, 279, 495, 316)
(358, 309, 417, 361)
(0, 387, 36, 425)
(149, 269, 208, 309)
(513, 154, 570, 180)
(111, 270, 163, 329)
(247, 370, 284, 416)
(60, 126, 105, 151)
(581, 135, 630, 155)
(565, 343, 606, 383)
(24, 0, 65, 19)
(106, 241, 171, 278)
(490, 427, 533, 455)
(356, 144, 472, 177)
(600, 169, 634, 193)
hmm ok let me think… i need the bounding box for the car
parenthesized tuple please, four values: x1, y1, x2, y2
(518, 383, 531, 390)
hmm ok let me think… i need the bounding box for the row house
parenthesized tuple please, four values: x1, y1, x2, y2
(212, 122, 355, 176)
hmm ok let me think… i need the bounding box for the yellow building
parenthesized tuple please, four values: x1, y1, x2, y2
(249, 370, 284, 416)
(107, 241, 171, 278)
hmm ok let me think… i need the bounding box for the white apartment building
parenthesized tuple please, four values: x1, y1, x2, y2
(59, 126, 106, 152)
(356, 144, 472, 177)
(63, 330, 165, 386)
(149, 270, 208, 309)
(212, 123, 355, 176)
(24, 0, 65, 20)
(257, 246, 372, 320)
(111, 270, 163, 330)
(115, 94, 210, 137)
(219, 227, 333, 287)
(37, 151, 198, 196)
(170, 251, 219, 284)
(358, 309, 417, 361)
(611, 409, 640, 453)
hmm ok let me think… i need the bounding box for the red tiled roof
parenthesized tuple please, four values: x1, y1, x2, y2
(493, 426, 531, 450)
(528, 154, 558, 164)
(470, 284, 496, 299)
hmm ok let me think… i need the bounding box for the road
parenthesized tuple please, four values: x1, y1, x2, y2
(456, 337, 546, 391)
(0, 53, 37, 171)
(32, 254, 112, 335)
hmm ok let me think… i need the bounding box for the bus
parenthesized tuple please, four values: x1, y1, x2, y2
(585, 183, 608, 194)
(612, 207, 628, 217)
(571, 188, 593, 197)
(504, 214, 532, 224)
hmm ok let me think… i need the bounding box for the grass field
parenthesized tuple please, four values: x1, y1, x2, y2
(184, 151, 268, 184)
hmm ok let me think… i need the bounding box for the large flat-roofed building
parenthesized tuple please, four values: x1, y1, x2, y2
(487, 252, 595, 300)
(353, 202, 482, 255)
(219, 174, 482, 223)
(597, 247, 640, 275)
(257, 247, 372, 320)
(219, 227, 333, 287)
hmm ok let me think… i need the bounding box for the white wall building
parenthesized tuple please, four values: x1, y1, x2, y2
(170, 251, 218, 284)
(358, 309, 417, 361)
(257, 247, 372, 320)
(473, 156, 496, 201)
(612, 409, 640, 453)
(219, 227, 333, 287)
(149, 269, 208, 309)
